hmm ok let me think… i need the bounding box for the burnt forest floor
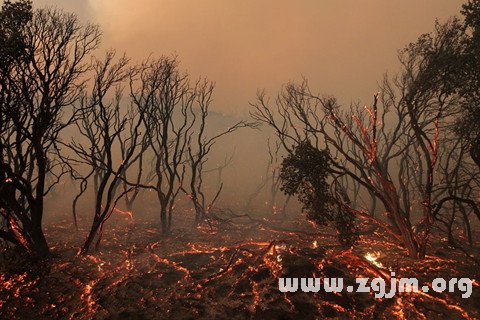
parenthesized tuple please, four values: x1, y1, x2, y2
(1, 211, 480, 320)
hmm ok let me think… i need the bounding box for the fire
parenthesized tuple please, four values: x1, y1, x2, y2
(392, 297, 407, 319)
(364, 251, 384, 269)
(6, 214, 32, 253)
(251, 280, 261, 311)
(274, 243, 287, 252)
(0, 216, 477, 319)
(81, 280, 97, 314)
(112, 207, 134, 220)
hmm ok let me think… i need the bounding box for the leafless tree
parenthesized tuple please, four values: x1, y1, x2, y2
(184, 80, 253, 225)
(130, 57, 197, 234)
(243, 139, 289, 216)
(266, 139, 287, 216)
(204, 150, 235, 192)
(67, 51, 148, 254)
(130, 58, 254, 232)
(251, 19, 467, 258)
(0, 5, 100, 257)
(432, 126, 480, 263)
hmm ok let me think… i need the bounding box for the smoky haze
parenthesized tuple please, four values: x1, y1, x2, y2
(36, 0, 464, 114)
(33, 1, 466, 223)
(3, 2, 480, 317)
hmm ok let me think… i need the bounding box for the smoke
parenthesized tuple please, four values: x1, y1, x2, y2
(80, 0, 463, 114)
(35, 0, 92, 21)
(34, 0, 463, 113)
(33, 0, 465, 218)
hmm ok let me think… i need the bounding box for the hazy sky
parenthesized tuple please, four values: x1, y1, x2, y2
(35, 0, 464, 114)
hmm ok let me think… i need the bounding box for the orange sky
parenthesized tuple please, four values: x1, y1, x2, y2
(36, 0, 464, 114)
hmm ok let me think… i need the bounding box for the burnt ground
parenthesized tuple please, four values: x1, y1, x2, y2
(1, 212, 479, 320)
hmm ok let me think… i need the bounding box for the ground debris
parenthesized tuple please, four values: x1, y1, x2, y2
(1, 216, 479, 319)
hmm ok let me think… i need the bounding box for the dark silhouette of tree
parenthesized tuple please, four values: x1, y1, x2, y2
(244, 139, 291, 216)
(66, 51, 148, 254)
(397, 17, 466, 258)
(0, 0, 31, 69)
(455, 1, 480, 169)
(405, 2, 480, 261)
(251, 27, 462, 258)
(279, 140, 358, 247)
(130, 57, 253, 232)
(183, 81, 253, 225)
(267, 139, 291, 216)
(0, 0, 33, 253)
(0, 2, 100, 257)
(433, 135, 480, 264)
(130, 57, 196, 234)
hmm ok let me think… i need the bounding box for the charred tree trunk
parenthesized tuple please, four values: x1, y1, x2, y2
(28, 222, 50, 257)
(160, 205, 168, 234)
(80, 221, 100, 255)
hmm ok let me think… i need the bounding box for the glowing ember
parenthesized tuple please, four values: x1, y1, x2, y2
(80, 280, 98, 315)
(112, 207, 134, 220)
(0, 217, 477, 319)
(364, 252, 384, 269)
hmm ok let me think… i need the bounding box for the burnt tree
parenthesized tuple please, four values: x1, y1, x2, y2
(184, 80, 253, 225)
(130, 57, 195, 234)
(67, 51, 148, 254)
(0, 3, 100, 257)
(251, 20, 464, 258)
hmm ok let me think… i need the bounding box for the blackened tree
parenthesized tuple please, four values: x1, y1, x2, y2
(184, 80, 253, 225)
(455, 1, 480, 168)
(252, 21, 463, 258)
(67, 51, 148, 254)
(130, 57, 196, 234)
(0, 2, 100, 257)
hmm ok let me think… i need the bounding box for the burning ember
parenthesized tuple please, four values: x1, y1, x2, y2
(364, 251, 385, 269)
(0, 215, 478, 319)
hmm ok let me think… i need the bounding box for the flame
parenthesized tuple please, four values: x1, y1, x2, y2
(80, 280, 98, 315)
(364, 251, 384, 269)
(0, 216, 476, 319)
(112, 207, 134, 220)
(392, 297, 407, 320)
